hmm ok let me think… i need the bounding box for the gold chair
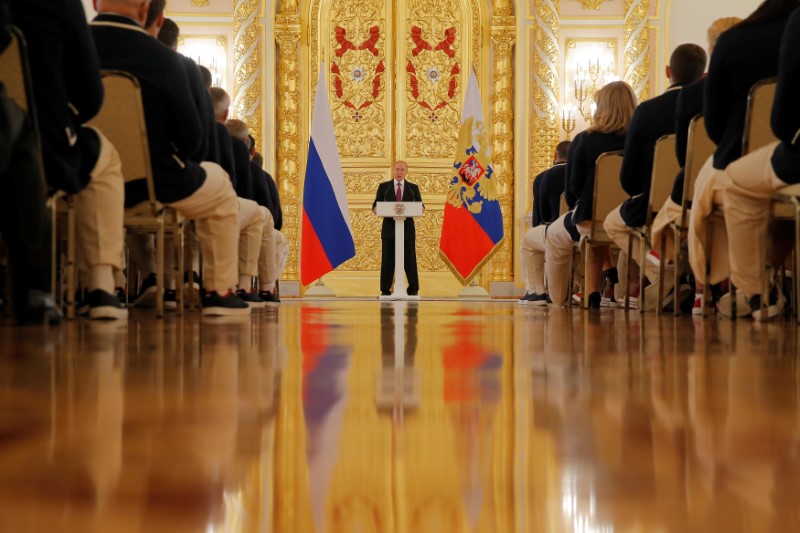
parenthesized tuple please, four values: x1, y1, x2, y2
(658, 115, 716, 316)
(0, 27, 76, 318)
(577, 150, 626, 309)
(88, 70, 187, 318)
(623, 134, 680, 313)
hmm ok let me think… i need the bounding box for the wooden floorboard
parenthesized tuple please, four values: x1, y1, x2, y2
(0, 300, 798, 532)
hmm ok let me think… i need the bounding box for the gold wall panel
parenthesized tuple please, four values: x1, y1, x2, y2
(529, 1, 561, 212)
(402, 0, 463, 159)
(408, 173, 450, 195)
(490, 16, 515, 282)
(339, 210, 382, 270)
(232, 0, 263, 150)
(343, 172, 448, 196)
(344, 172, 387, 195)
(624, 0, 650, 101)
(415, 210, 448, 271)
(328, 0, 388, 158)
(304, 0, 487, 293)
(338, 209, 448, 272)
(275, 13, 301, 281)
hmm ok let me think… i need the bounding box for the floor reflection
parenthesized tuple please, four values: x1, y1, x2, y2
(0, 302, 798, 531)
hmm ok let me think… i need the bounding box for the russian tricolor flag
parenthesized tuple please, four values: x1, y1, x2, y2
(301, 66, 356, 286)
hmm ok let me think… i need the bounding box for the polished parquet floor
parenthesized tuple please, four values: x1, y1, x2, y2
(0, 300, 799, 532)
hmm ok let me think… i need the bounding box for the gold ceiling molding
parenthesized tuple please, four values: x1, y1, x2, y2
(490, 16, 515, 282)
(570, 0, 610, 9)
(623, 0, 650, 101)
(190, 0, 209, 6)
(529, 0, 560, 213)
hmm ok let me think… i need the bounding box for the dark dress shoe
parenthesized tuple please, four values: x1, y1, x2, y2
(16, 290, 63, 325)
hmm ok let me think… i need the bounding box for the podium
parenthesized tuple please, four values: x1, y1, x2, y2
(375, 201, 424, 300)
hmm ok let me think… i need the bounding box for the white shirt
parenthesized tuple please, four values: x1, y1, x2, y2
(393, 179, 404, 197)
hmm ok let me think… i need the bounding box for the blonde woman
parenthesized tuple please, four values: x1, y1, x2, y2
(544, 81, 638, 308)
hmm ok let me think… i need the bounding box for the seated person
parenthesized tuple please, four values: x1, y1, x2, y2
(544, 81, 638, 308)
(11, 0, 127, 320)
(687, 0, 799, 316)
(519, 140, 570, 306)
(0, 8, 60, 324)
(249, 141, 288, 298)
(720, 8, 800, 321)
(91, 0, 249, 316)
(649, 17, 741, 316)
(225, 119, 282, 304)
(602, 43, 706, 311)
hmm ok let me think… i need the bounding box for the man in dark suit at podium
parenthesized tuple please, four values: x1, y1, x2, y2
(372, 161, 424, 296)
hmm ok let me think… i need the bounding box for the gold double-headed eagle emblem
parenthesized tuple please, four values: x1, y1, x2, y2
(446, 117, 497, 214)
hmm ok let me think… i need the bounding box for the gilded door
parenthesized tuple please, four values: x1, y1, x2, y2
(308, 0, 484, 296)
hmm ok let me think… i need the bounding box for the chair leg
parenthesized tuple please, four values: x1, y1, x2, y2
(673, 226, 681, 317)
(49, 197, 58, 307)
(566, 247, 574, 308)
(621, 249, 629, 311)
(184, 224, 194, 310)
(583, 239, 591, 309)
(65, 201, 76, 320)
(624, 234, 634, 311)
(176, 224, 184, 317)
(792, 205, 800, 323)
(703, 220, 712, 317)
(762, 207, 773, 321)
(155, 221, 165, 319)
(657, 231, 666, 316)
(639, 233, 646, 314)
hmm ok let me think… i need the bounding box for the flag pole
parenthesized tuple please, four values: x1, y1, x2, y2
(304, 277, 337, 298)
(458, 273, 490, 300)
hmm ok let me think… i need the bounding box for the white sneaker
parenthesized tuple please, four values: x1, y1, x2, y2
(717, 291, 751, 318)
(750, 293, 785, 322)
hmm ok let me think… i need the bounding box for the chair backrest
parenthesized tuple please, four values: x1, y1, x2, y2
(591, 150, 625, 229)
(88, 70, 157, 211)
(683, 114, 715, 209)
(646, 134, 680, 227)
(742, 78, 777, 156)
(559, 192, 569, 216)
(0, 27, 31, 112)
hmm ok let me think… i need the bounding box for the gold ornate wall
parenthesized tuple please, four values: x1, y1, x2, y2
(169, 0, 672, 297)
(623, 0, 650, 102)
(285, 0, 494, 297)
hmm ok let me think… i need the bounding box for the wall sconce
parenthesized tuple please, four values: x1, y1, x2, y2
(177, 35, 228, 91)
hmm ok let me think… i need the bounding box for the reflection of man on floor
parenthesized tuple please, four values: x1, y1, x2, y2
(372, 161, 424, 296)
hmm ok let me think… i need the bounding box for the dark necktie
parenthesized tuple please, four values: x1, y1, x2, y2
(396, 183, 402, 201)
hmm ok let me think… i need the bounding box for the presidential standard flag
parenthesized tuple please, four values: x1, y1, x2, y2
(301, 66, 356, 285)
(439, 69, 504, 284)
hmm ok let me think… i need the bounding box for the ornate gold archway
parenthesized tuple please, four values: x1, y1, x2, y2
(269, 0, 515, 296)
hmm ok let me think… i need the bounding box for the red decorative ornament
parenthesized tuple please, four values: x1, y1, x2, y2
(405, 26, 460, 112)
(330, 25, 385, 112)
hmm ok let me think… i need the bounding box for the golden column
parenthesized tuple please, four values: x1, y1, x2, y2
(232, 0, 264, 149)
(623, 0, 650, 102)
(490, 11, 516, 283)
(275, 9, 302, 283)
(529, 1, 560, 210)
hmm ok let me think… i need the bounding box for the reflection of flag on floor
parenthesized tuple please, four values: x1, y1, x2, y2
(439, 69, 504, 284)
(301, 65, 356, 286)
